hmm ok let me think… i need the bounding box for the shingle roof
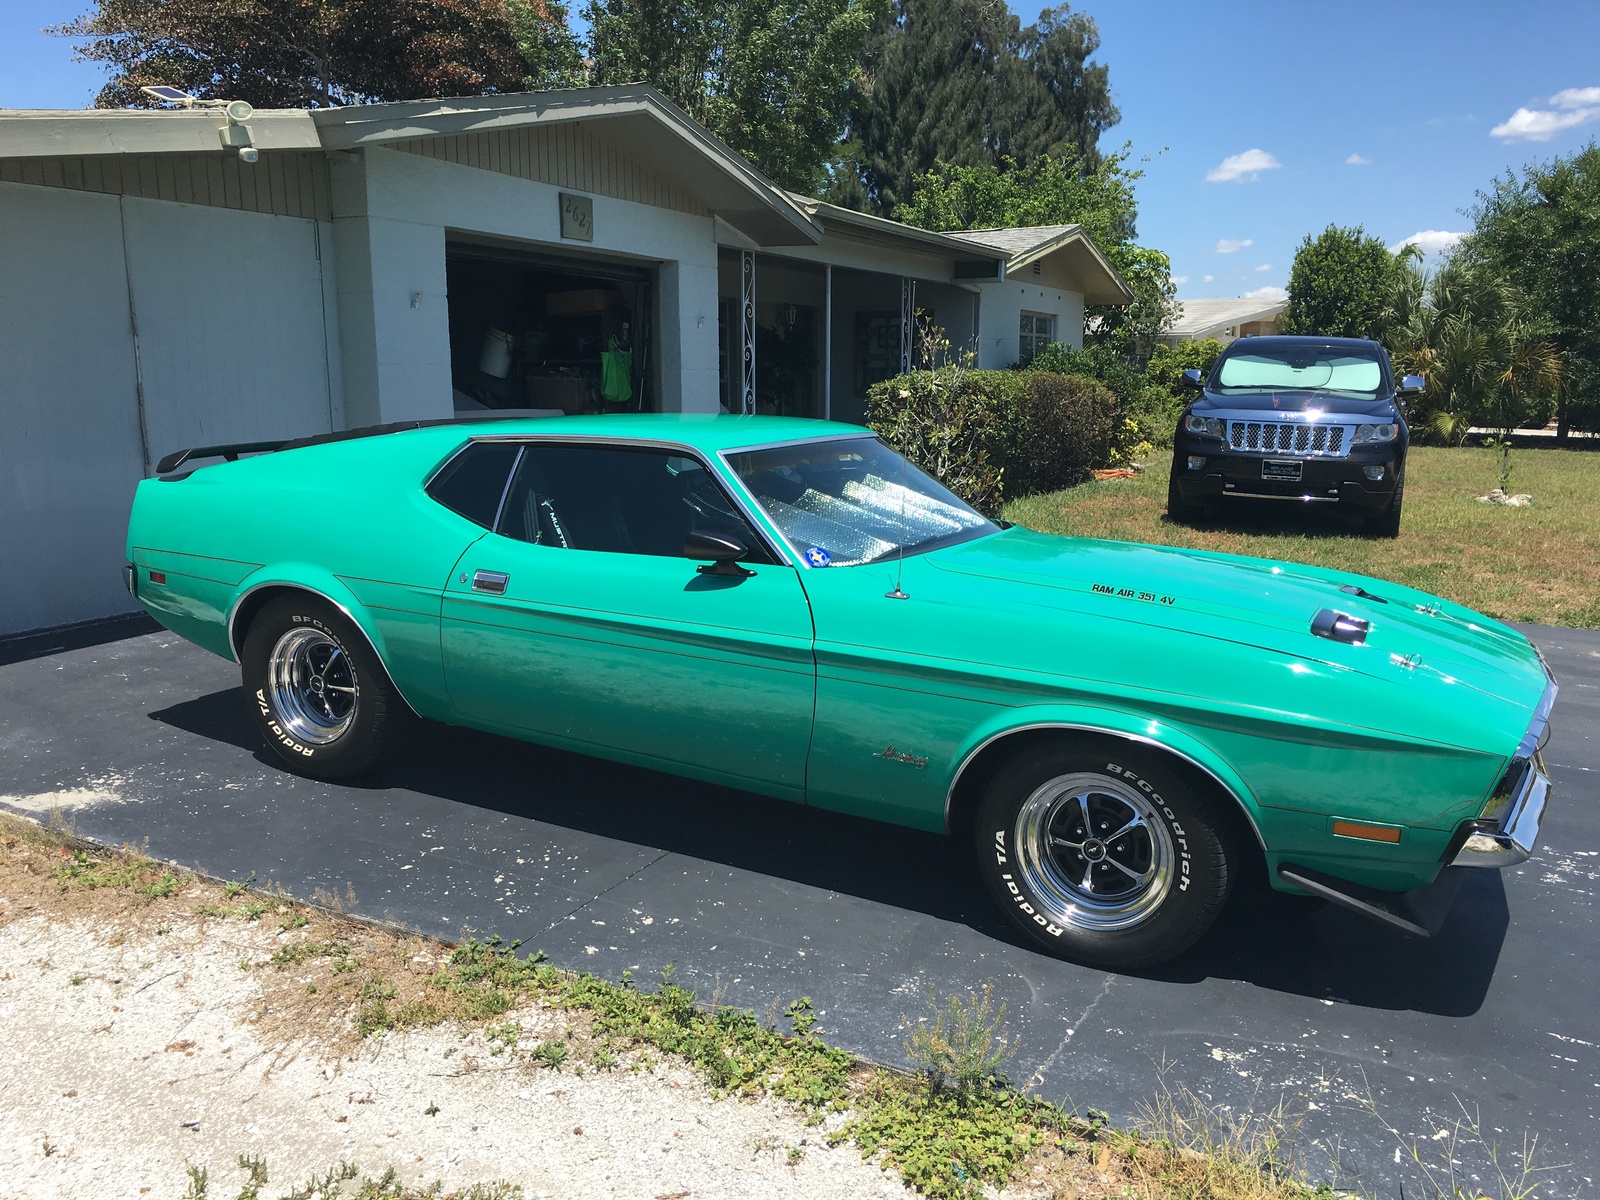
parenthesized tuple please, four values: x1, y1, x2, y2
(1167, 297, 1289, 338)
(946, 225, 1084, 256)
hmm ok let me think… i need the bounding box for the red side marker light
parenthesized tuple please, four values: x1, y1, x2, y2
(149, 570, 167, 585)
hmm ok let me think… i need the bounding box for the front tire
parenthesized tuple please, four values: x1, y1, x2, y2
(1366, 478, 1403, 538)
(975, 743, 1235, 968)
(1166, 465, 1197, 523)
(240, 595, 409, 779)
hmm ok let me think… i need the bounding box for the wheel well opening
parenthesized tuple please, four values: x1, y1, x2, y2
(946, 728, 1265, 878)
(229, 585, 301, 660)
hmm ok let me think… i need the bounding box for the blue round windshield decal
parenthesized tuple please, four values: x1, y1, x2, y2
(804, 546, 832, 567)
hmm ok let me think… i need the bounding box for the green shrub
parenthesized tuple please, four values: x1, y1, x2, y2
(1010, 372, 1117, 493)
(867, 368, 1024, 514)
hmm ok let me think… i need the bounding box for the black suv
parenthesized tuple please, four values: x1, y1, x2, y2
(1167, 335, 1422, 537)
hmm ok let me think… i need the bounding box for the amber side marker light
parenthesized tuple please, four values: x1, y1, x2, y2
(1332, 819, 1402, 844)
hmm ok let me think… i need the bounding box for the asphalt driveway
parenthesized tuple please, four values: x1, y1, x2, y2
(2, 618, 1595, 1194)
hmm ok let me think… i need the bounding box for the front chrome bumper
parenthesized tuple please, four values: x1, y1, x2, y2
(1450, 751, 1550, 868)
(1450, 671, 1558, 869)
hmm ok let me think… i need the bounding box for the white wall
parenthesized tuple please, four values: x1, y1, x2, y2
(121, 197, 338, 463)
(974, 278, 1086, 367)
(333, 148, 725, 422)
(0, 182, 147, 633)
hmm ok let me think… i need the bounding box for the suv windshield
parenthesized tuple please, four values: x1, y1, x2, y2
(726, 437, 995, 567)
(1212, 343, 1387, 399)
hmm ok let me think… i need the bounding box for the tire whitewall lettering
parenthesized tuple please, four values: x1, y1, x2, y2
(241, 596, 410, 779)
(976, 744, 1234, 968)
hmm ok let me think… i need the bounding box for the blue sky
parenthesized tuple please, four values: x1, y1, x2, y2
(6, 0, 1600, 301)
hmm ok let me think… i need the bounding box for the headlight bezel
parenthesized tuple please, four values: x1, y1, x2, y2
(1184, 413, 1226, 439)
(1352, 422, 1399, 445)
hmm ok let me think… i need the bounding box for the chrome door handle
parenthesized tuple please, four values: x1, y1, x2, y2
(471, 570, 510, 595)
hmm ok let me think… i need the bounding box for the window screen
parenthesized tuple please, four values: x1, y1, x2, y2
(425, 441, 522, 528)
(495, 444, 774, 562)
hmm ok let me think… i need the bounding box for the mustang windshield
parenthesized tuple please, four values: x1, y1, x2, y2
(727, 437, 995, 567)
(1212, 344, 1386, 399)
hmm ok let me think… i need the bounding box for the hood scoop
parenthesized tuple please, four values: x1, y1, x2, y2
(1311, 608, 1370, 645)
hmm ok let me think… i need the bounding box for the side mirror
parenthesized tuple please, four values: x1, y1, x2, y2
(1397, 374, 1426, 398)
(685, 529, 754, 577)
(1180, 368, 1206, 390)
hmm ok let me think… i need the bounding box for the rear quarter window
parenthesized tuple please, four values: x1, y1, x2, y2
(425, 441, 521, 528)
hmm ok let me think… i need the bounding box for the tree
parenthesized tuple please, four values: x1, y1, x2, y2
(1384, 257, 1562, 448)
(894, 149, 1175, 358)
(584, 0, 885, 193)
(57, 0, 579, 109)
(1279, 224, 1403, 340)
(834, 0, 1119, 214)
(1458, 142, 1600, 437)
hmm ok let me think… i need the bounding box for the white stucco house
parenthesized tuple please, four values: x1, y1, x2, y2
(0, 85, 1131, 637)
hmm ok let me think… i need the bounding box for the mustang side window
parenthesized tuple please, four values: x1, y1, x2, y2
(495, 443, 774, 562)
(425, 441, 523, 529)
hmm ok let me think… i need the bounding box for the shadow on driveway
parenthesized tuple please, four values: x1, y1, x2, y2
(149, 686, 1510, 1020)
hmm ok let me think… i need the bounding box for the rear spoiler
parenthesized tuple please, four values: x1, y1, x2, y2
(154, 417, 515, 476)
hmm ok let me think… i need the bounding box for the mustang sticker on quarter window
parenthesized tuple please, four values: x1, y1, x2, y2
(804, 546, 832, 567)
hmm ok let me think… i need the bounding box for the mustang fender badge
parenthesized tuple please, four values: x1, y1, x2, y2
(873, 745, 929, 769)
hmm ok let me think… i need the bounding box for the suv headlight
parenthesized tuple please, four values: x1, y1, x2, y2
(1185, 414, 1225, 438)
(1352, 423, 1398, 444)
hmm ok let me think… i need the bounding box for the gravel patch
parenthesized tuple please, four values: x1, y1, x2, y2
(0, 912, 916, 1199)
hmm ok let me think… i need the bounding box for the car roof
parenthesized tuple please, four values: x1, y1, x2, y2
(418, 413, 873, 455)
(1221, 335, 1385, 351)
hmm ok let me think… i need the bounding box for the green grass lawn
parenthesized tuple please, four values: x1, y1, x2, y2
(1003, 446, 1600, 630)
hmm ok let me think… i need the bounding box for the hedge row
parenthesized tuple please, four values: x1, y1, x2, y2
(865, 340, 1225, 514)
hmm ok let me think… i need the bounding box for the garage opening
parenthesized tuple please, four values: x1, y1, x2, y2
(446, 241, 656, 416)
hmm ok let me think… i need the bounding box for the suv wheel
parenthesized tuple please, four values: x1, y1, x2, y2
(1366, 478, 1404, 538)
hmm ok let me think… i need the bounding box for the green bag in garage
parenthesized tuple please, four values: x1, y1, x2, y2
(601, 336, 632, 405)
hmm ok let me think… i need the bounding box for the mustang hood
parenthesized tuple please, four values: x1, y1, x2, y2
(925, 528, 1547, 716)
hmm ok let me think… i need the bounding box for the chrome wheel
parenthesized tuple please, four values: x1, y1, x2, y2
(265, 626, 358, 746)
(1013, 772, 1175, 932)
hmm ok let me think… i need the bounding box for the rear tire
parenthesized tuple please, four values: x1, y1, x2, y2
(240, 595, 410, 779)
(975, 743, 1236, 968)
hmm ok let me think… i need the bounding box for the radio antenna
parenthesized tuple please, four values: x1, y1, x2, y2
(886, 452, 909, 600)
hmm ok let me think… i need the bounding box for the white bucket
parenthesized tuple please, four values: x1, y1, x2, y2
(477, 327, 513, 378)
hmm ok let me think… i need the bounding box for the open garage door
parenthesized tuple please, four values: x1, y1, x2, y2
(446, 242, 655, 416)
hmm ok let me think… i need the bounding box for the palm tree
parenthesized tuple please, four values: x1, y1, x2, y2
(1383, 258, 1562, 455)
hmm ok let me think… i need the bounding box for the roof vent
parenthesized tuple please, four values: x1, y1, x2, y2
(1032, 262, 1042, 276)
(1311, 608, 1370, 645)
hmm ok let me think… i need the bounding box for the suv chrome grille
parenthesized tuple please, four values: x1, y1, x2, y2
(1228, 421, 1348, 457)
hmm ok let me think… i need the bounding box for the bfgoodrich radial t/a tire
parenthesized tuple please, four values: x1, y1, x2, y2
(241, 595, 410, 779)
(976, 743, 1236, 968)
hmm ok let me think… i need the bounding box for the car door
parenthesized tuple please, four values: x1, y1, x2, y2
(438, 440, 816, 799)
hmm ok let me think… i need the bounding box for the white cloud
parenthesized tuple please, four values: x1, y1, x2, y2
(1242, 285, 1288, 300)
(1389, 229, 1466, 256)
(1202, 274, 1214, 283)
(1205, 149, 1283, 183)
(1171, 275, 1189, 285)
(1215, 237, 1253, 254)
(1491, 86, 1600, 141)
(1552, 86, 1600, 108)
(1253, 263, 1272, 272)
(1345, 152, 1371, 166)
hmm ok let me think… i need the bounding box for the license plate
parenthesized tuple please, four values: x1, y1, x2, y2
(1262, 459, 1303, 481)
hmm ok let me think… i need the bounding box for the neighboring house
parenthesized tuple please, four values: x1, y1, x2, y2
(0, 85, 1130, 637)
(946, 225, 1135, 365)
(1159, 297, 1288, 347)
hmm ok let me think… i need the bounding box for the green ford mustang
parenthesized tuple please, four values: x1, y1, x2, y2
(125, 415, 1556, 966)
